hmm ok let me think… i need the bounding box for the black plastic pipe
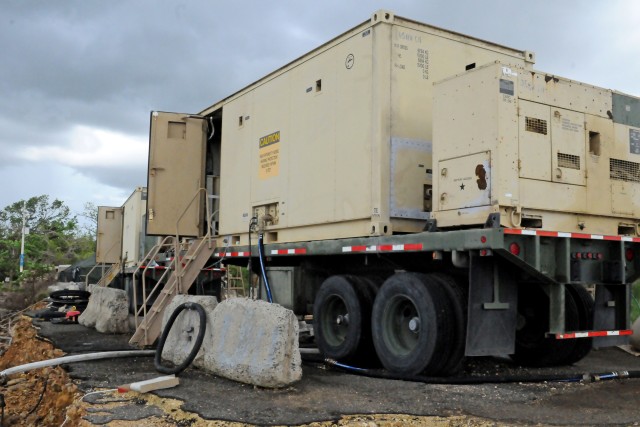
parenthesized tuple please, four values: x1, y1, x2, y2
(303, 355, 640, 385)
(257, 232, 273, 303)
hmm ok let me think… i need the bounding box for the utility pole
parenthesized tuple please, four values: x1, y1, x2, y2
(19, 208, 27, 273)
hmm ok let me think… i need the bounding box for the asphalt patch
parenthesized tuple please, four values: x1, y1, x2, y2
(37, 320, 640, 426)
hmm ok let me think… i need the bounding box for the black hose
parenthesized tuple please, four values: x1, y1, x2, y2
(155, 302, 207, 375)
(257, 232, 273, 303)
(303, 355, 640, 385)
(26, 375, 48, 416)
(248, 217, 256, 299)
(0, 393, 5, 427)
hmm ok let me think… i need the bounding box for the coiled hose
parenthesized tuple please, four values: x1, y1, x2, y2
(155, 302, 207, 375)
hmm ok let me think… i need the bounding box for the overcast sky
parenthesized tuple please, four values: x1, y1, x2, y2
(2, 1, 639, 220)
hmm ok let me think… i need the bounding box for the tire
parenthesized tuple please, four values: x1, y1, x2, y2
(511, 284, 579, 367)
(563, 284, 594, 365)
(313, 275, 376, 364)
(155, 302, 207, 375)
(371, 272, 452, 375)
(428, 273, 467, 375)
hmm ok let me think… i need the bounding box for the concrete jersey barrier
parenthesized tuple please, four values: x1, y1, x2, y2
(78, 286, 130, 334)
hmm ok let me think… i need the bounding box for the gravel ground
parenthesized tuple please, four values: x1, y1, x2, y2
(26, 320, 640, 426)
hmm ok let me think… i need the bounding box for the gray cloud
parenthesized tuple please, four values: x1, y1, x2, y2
(1, 0, 638, 210)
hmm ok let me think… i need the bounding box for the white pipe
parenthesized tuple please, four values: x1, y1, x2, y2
(299, 348, 320, 355)
(0, 350, 155, 378)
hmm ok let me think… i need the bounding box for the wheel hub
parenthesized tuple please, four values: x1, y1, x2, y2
(336, 313, 349, 325)
(408, 316, 420, 333)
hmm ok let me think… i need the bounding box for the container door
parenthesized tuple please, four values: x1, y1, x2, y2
(96, 207, 123, 263)
(438, 151, 491, 211)
(146, 111, 206, 236)
(518, 100, 551, 181)
(550, 108, 586, 186)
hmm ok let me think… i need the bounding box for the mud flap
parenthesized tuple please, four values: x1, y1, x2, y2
(465, 255, 518, 356)
(593, 284, 631, 347)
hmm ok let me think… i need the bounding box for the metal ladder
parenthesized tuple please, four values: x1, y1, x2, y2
(129, 188, 216, 347)
(223, 266, 247, 298)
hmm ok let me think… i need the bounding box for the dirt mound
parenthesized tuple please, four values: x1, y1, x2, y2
(0, 314, 84, 426)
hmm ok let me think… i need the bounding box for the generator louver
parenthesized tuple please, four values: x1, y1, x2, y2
(610, 158, 640, 183)
(525, 117, 547, 135)
(558, 153, 580, 170)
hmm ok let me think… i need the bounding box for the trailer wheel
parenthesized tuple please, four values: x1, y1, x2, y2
(428, 273, 467, 375)
(563, 284, 594, 364)
(371, 272, 452, 375)
(511, 284, 579, 367)
(313, 275, 376, 364)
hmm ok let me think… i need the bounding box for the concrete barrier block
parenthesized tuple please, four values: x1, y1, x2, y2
(78, 287, 130, 334)
(631, 317, 640, 351)
(160, 295, 218, 369)
(204, 298, 301, 388)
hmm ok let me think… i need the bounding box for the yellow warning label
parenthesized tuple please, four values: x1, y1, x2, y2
(259, 131, 280, 179)
(259, 131, 280, 148)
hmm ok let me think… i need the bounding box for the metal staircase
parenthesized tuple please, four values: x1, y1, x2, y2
(129, 236, 216, 347)
(129, 188, 216, 348)
(96, 262, 121, 287)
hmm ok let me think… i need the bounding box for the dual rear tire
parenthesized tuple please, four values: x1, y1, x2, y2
(314, 272, 466, 375)
(314, 273, 594, 374)
(313, 275, 378, 365)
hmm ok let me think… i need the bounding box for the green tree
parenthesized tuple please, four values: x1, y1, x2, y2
(80, 201, 98, 238)
(0, 195, 94, 282)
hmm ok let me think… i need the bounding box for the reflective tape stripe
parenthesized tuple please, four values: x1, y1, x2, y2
(214, 251, 250, 257)
(341, 243, 424, 253)
(270, 248, 307, 255)
(505, 229, 640, 242)
(555, 329, 633, 339)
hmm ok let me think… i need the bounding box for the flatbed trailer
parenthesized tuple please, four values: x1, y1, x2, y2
(210, 223, 637, 374)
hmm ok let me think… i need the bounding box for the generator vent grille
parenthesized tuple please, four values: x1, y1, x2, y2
(558, 153, 580, 170)
(610, 158, 640, 183)
(525, 117, 548, 135)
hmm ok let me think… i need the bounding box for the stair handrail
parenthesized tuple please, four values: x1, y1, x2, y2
(96, 262, 120, 287)
(131, 188, 214, 345)
(84, 263, 104, 288)
(132, 235, 175, 330)
(85, 239, 122, 288)
(174, 187, 213, 293)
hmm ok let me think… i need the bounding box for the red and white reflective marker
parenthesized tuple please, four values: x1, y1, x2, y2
(270, 248, 307, 255)
(505, 228, 640, 242)
(342, 243, 424, 253)
(555, 329, 633, 339)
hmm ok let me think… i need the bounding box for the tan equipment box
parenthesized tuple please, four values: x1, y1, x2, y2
(433, 61, 640, 235)
(121, 187, 150, 268)
(148, 10, 535, 244)
(96, 206, 123, 264)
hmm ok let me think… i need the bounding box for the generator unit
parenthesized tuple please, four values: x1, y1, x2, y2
(433, 61, 640, 236)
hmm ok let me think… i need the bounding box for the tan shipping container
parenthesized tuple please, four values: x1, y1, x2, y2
(432, 61, 640, 235)
(148, 10, 535, 243)
(121, 187, 149, 268)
